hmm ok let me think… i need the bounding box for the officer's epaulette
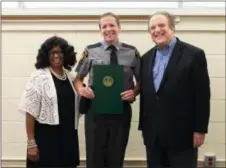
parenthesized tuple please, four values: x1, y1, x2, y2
(87, 42, 102, 49)
(122, 43, 140, 58)
(121, 43, 136, 50)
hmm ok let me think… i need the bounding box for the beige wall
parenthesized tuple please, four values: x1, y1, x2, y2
(2, 15, 225, 164)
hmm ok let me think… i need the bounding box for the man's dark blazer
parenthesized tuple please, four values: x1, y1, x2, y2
(138, 38, 211, 151)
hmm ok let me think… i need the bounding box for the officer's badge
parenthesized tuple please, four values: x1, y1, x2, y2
(79, 49, 88, 63)
(103, 76, 114, 87)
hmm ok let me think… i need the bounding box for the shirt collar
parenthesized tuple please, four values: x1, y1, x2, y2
(102, 40, 120, 51)
(157, 37, 177, 53)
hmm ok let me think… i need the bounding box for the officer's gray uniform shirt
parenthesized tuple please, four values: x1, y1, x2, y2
(76, 41, 140, 90)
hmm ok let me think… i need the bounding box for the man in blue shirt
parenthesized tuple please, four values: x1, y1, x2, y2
(139, 11, 211, 168)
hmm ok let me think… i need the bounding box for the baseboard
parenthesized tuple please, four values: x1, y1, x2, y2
(1, 158, 226, 168)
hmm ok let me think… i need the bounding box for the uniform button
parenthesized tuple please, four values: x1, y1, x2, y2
(156, 96, 159, 100)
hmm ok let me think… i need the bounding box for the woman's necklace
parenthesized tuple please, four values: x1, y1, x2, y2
(49, 67, 67, 81)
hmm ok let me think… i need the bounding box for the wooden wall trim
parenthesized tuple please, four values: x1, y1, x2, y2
(2, 15, 149, 21)
(2, 15, 224, 32)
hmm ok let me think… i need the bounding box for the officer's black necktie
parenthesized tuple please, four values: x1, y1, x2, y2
(108, 45, 118, 65)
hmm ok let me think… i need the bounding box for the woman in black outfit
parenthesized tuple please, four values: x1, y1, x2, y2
(19, 36, 80, 168)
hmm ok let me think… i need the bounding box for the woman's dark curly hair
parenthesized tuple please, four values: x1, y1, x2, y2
(35, 36, 77, 71)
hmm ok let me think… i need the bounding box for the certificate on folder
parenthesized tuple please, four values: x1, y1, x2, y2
(91, 65, 124, 114)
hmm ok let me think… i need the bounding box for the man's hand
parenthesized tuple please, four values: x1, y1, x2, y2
(78, 86, 95, 99)
(121, 90, 135, 101)
(193, 132, 205, 148)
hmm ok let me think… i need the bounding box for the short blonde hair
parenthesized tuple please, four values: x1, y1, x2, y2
(148, 11, 175, 32)
(99, 12, 120, 29)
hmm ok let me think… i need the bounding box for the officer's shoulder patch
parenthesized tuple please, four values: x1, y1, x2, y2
(78, 49, 88, 63)
(87, 42, 102, 49)
(121, 43, 136, 50)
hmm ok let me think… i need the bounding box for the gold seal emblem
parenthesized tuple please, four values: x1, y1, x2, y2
(103, 76, 114, 87)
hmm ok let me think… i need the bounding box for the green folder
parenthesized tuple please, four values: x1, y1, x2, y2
(91, 65, 124, 114)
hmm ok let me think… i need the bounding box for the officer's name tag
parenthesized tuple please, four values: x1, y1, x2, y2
(92, 59, 109, 65)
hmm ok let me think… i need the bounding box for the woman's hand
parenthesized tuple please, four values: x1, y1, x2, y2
(27, 146, 39, 162)
(78, 86, 95, 99)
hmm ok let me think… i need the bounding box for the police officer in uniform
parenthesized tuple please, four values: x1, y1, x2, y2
(74, 12, 140, 168)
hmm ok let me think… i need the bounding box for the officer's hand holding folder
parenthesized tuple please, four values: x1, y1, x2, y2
(79, 65, 124, 115)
